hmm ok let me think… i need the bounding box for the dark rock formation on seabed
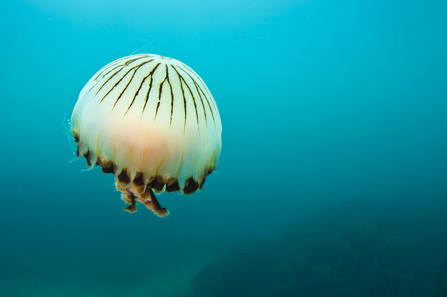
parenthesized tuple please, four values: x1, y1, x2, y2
(419, 255, 447, 297)
(186, 233, 414, 297)
(181, 196, 447, 297)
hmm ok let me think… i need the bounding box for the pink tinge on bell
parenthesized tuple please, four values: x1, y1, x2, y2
(70, 54, 222, 217)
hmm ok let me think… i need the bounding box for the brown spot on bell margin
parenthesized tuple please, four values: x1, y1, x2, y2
(118, 169, 131, 184)
(71, 129, 79, 142)
(83, 150, 91, 167)
(199, 169, 210, 189)
(183, 177, 199, 195)
(96, 157, 114, 174)
(199, 176, 207, 189)
(101, 165, 114, 174)
(166, 180, 180, 193)
(133, 172, 145, 186)
(152, 176, 165, 192)
(96, 157, 104, 166)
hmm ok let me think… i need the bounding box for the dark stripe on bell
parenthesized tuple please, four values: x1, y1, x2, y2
(96, 67, 125, 98)
(121, 60, 154, 114)
(112, 61, 152, 110)
(121, 56, 144, 67)
(167, 67, 174, 126)
(99, 63, 140, 105)
(195, 87, 208, 130)
(125, 60, 156, 115)
(142, 63, 161, 115)
(102, 63, 124, 79)
(173, 66, 200, 128)
(178, 65, 215, 128)
(172, 67, 188, 133)
(174, 68, 200, 125)
(87, 62, 123, 96)
(154, 65, 170, 120)
(156, 65, 174, 126)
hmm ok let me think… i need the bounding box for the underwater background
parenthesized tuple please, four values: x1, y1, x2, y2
(1, 0, 447, 296)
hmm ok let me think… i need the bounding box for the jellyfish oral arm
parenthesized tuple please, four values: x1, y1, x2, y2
(119, 182, 169, 218)
(137, 188, 169, 218)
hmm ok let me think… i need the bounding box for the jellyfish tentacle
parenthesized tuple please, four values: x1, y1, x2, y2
(119, 183, 169, 217)
(121, 190, 137, 213)
(135, 187, 169, 218)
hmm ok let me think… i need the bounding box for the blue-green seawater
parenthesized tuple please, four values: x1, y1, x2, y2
(1, 0, 446, 296)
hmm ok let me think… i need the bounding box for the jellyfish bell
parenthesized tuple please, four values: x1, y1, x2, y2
(70, 54, 222, 217)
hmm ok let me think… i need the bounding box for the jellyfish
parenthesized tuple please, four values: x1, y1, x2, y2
(70, 54, 222, 217)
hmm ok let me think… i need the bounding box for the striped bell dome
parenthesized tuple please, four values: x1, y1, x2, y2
(70, 54, 222, 217)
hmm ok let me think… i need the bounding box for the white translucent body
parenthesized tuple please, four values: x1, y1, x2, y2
(71, 54, 222, 193)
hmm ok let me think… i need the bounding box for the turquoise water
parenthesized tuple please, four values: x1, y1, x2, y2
(1, 0, 447, 296)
